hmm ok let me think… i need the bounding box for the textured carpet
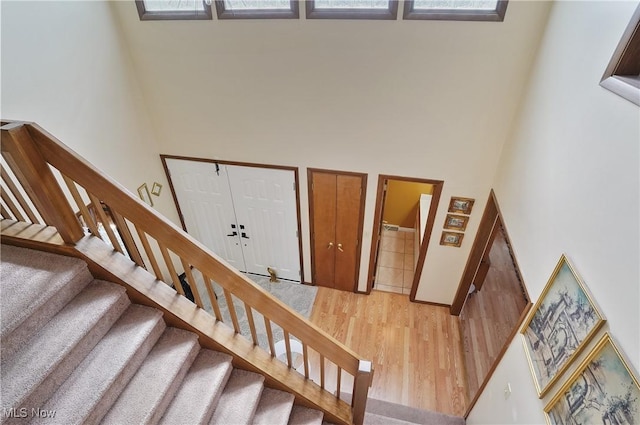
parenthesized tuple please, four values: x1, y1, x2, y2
(342, 393, 465, 425)
(193, 273, 318, 351)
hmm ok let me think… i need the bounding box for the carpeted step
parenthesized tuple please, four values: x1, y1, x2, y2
(160, 350, 233, 425)
(252, 387, 295, 425)
(31, 304, 165, 425)
(209, 368, 265, 425)
(101, 327, 199, 425)
(288, 405, 324, 425)
(0, 245, 93, 360)
(0, 280, 129, 422)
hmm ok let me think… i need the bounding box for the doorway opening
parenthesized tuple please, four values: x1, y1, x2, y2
(162, 155, 304, 283)
(451, 190, 531, 415)
(366, 175, 443, 299)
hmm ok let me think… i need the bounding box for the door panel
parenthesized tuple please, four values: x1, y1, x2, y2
(334, 175, 362, 292)
(311, 172, 337, 287)
(165, 159, 245, 271)
(227, 165, 300, 281)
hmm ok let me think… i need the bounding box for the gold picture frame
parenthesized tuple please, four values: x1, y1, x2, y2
(448, 197, 475, 215)
(444, 214, 469, 231)
(544, 333, 640, 424)
(440, 231, 464, 247)
(137, 183, 153, 207)
(151, 182, 163, 196)
(521, 254, 605, 398)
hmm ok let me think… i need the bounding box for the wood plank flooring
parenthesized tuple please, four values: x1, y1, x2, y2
(308, 288, 468, 417)
(459, 223, 529, 403)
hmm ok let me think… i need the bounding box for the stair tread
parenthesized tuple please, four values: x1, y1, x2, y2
(31, 304, 165, 425)
(253, 387, 295, 425)
(160, 349, 233, 425)
(1, 280, 129, 411)
(0, 245, 92, 349)
(101, 327, 199, 425)
(209, 368, 264, 425)
(288, 405, 324, 425)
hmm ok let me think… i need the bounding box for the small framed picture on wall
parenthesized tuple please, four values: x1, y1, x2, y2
(444, 214, 469, 231)
(440, 231, 464, 247)
(448, 197, 475, 215)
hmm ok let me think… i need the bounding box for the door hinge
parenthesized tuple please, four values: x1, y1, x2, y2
(296, 230, 299, 238)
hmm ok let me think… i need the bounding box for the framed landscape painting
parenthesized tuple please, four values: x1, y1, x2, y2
(545, 333, 640, 424)
(521, 254, 605, 397)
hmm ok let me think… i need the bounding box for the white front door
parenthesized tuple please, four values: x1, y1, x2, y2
(166, 159, 301, 282)
(227, 165, 300, 281)
(165, 159, 246, 271)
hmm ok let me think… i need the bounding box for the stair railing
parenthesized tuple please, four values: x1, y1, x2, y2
(0, 121, 372, 425)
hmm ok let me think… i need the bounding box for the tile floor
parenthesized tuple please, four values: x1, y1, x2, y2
(374, 228, 415, 295)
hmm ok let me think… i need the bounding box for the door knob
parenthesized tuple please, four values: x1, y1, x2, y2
(337, 243, 344, 252)
(327, 242, 334, 249)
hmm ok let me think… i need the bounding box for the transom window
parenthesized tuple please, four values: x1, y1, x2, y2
(600, 4, 640, 106)
(404, 0, 508, 21)
(306, 0, 398, 20)
(135, 0, 213, 20)
(136, 0, 509, 21)
(215, 0, 299, 19)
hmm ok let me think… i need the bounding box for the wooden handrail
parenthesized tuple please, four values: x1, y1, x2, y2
(1, 123, 84, 243)
(0, 121, 373, 424)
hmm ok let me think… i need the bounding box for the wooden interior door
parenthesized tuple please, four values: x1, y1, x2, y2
(309, 169, 365, 292)
(334, 175, 362, 292)
(311, 172, 337, 287)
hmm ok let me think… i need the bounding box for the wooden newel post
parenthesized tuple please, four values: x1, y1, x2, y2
(1, 122, 84, 244)
(352, 360, 373, 425)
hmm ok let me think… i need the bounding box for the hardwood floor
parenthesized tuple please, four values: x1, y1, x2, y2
(459, 223, 529, 404)
(308, 288, 468, 417)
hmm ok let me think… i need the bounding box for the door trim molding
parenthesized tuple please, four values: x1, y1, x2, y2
(160, 154, 305, 283)
(307, 168, 367, 292)
(366, 175, 443, 300)
(450, 189, 530, 315)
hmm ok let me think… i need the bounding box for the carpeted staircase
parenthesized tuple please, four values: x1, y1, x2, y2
(0, 244, 324, 425)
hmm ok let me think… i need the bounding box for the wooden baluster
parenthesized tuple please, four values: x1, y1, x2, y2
(302, 343, 310, 379)
(111, 210, 146, 268)
(264, 317, 276, 357)
(135, 228, 163, 281)
(180, 258, 204, 308)
(158, 244, 185, 296)
(223, 289, 240, 334)
(283, 330, 293, 368)
(320, 354, 325, 390)
(352, 360, 373, 425)
(1, 123, 83, 243)
(1, 204, 11, 219)
(202, 274, 223, 322)
(336, 367, 342, 399)
(2, 167, 39, 223)
(87, 193, 123, 254)
(244, 303, 258, 346)
(1, 190, 24, 221)
(63, 176, 100, 237)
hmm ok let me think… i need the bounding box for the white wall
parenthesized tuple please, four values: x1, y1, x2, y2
(467, 1, 640, 423)
(112, 0, 551, 301)
(1, 1, 178, 223)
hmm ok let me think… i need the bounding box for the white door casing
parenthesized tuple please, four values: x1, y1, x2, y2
(166, 159, 300, 281)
